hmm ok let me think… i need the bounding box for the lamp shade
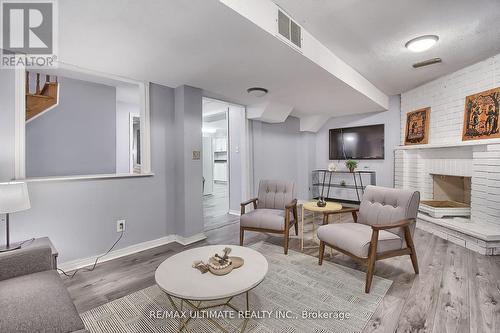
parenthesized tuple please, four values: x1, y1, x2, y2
(0, 182, 31, 214)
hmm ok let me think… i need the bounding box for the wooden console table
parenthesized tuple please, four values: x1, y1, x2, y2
(312, 170, 376, 203)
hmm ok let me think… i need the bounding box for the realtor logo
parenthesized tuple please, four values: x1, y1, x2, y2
(1, 0, 57, 68)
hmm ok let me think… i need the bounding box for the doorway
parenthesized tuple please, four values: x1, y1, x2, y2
(202, 98, 231, 230)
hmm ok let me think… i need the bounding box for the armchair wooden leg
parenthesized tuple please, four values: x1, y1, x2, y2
(294, 207, 298, 236)
(365, 230, 379, 293)
(284, 228, 289, 255)
(284, 215, 290, 255)
(239, 228, 244, 246)
(318, 241, 325, 265)
(404, 226, 419, 274)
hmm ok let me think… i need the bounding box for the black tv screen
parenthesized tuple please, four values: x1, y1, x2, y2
(329, 124, 385, 160)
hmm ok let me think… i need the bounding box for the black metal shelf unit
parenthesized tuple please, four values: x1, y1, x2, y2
(312, 169, 376, 203)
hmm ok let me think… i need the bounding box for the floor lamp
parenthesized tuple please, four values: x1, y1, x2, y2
(0, 182, 31, 252)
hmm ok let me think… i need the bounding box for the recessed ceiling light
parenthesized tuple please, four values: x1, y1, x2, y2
(247, 87, 268, 97)
(405, 35, 439, 52)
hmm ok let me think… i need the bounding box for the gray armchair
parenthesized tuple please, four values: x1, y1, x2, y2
(317, 185, 420, 293)
(240, 180, 298, 254)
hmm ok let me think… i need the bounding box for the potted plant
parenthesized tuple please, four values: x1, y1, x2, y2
(345, 160, 358, 173)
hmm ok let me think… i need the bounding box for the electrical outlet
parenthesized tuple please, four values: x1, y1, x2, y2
(116, 220, 126, 232)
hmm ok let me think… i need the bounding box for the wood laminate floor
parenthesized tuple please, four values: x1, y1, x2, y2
(203, 182, 233, 230)
(63, 213, 500, 333)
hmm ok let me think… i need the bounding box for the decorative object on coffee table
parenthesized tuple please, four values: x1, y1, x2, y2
(193, 247, 245, 276)
(462, 87, 500, 141)
(345, 160, 358, 172)
(156, 245, 268, 332)
(404, 107, 431, 145)
(316, 199, 326, 207)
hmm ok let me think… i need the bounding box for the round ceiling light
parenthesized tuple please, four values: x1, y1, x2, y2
(405, 35, 439, 52)
(247, 87, 268, 97)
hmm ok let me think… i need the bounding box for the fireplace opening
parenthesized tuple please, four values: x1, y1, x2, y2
(419, 174, 471, 218)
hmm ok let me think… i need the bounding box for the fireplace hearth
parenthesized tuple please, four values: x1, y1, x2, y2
(418, 174, 471, 218)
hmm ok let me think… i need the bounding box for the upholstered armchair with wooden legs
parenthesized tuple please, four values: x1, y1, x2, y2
(317, 185, 420, 293)
(240, 180, 298, 254)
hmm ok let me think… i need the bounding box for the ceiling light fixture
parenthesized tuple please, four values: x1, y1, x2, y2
(413, 57, 442, 68)
(247, 87, 268, 97)
(405, 35, 439, 52)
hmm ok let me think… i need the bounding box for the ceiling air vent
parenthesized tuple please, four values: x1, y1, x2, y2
(278, 9, 301, 48)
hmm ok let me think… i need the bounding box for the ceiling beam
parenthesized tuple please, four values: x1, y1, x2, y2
(220, 0, 389, 111)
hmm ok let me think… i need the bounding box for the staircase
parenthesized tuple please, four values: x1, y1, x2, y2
(26, 72, 59, 122)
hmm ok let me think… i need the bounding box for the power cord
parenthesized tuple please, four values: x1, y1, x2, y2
(58, 229, 124, 279)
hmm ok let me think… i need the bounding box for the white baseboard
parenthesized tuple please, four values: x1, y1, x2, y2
(58, 232, 207, 273)
(228, 210, 241, 216)
(175, 232, 208, 245)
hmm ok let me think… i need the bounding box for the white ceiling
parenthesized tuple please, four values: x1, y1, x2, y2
(274, 0, 500, 95)
(57, 0, 500, 121)
(58, 0, 384, 118)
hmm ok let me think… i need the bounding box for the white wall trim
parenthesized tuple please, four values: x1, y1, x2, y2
(175, 232, 208, 245)
(58, 232, 207, 273)
(14, 64, 26, 180)
(140, 82, 152, 174)
(22, 172, 154, 183)
(228, 209, 241, 216)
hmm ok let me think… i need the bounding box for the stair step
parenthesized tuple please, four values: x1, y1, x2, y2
(25, 72, 59, 121)
(26, 94, 53, 99)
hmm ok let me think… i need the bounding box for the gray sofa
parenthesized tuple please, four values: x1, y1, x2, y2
(0, 244, 88, 333)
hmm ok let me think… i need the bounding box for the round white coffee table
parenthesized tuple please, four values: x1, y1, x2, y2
(155, 245, 268, 332)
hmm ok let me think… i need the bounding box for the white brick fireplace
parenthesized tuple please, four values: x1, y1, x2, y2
(397, 53, 500, 255)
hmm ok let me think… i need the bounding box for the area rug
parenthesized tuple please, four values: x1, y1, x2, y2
(81, 242, 391, 333)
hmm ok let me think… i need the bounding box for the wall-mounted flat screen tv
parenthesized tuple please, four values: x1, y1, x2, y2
(329, 124, 385, 160)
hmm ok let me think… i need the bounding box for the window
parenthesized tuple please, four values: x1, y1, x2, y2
(15, 64, 151, 179)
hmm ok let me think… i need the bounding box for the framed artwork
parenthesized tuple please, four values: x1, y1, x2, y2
(404, 107, 431, 145)
(462, 87, 500, 141)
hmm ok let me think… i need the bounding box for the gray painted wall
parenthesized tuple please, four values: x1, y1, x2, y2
(315, 95, 401, 187)
(251, 117, 313, 199)
(251, 95, 400, 200)
(174, 85, 204, 237)
(0, 82, 179, 263)
(26, 77, 117, 177)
